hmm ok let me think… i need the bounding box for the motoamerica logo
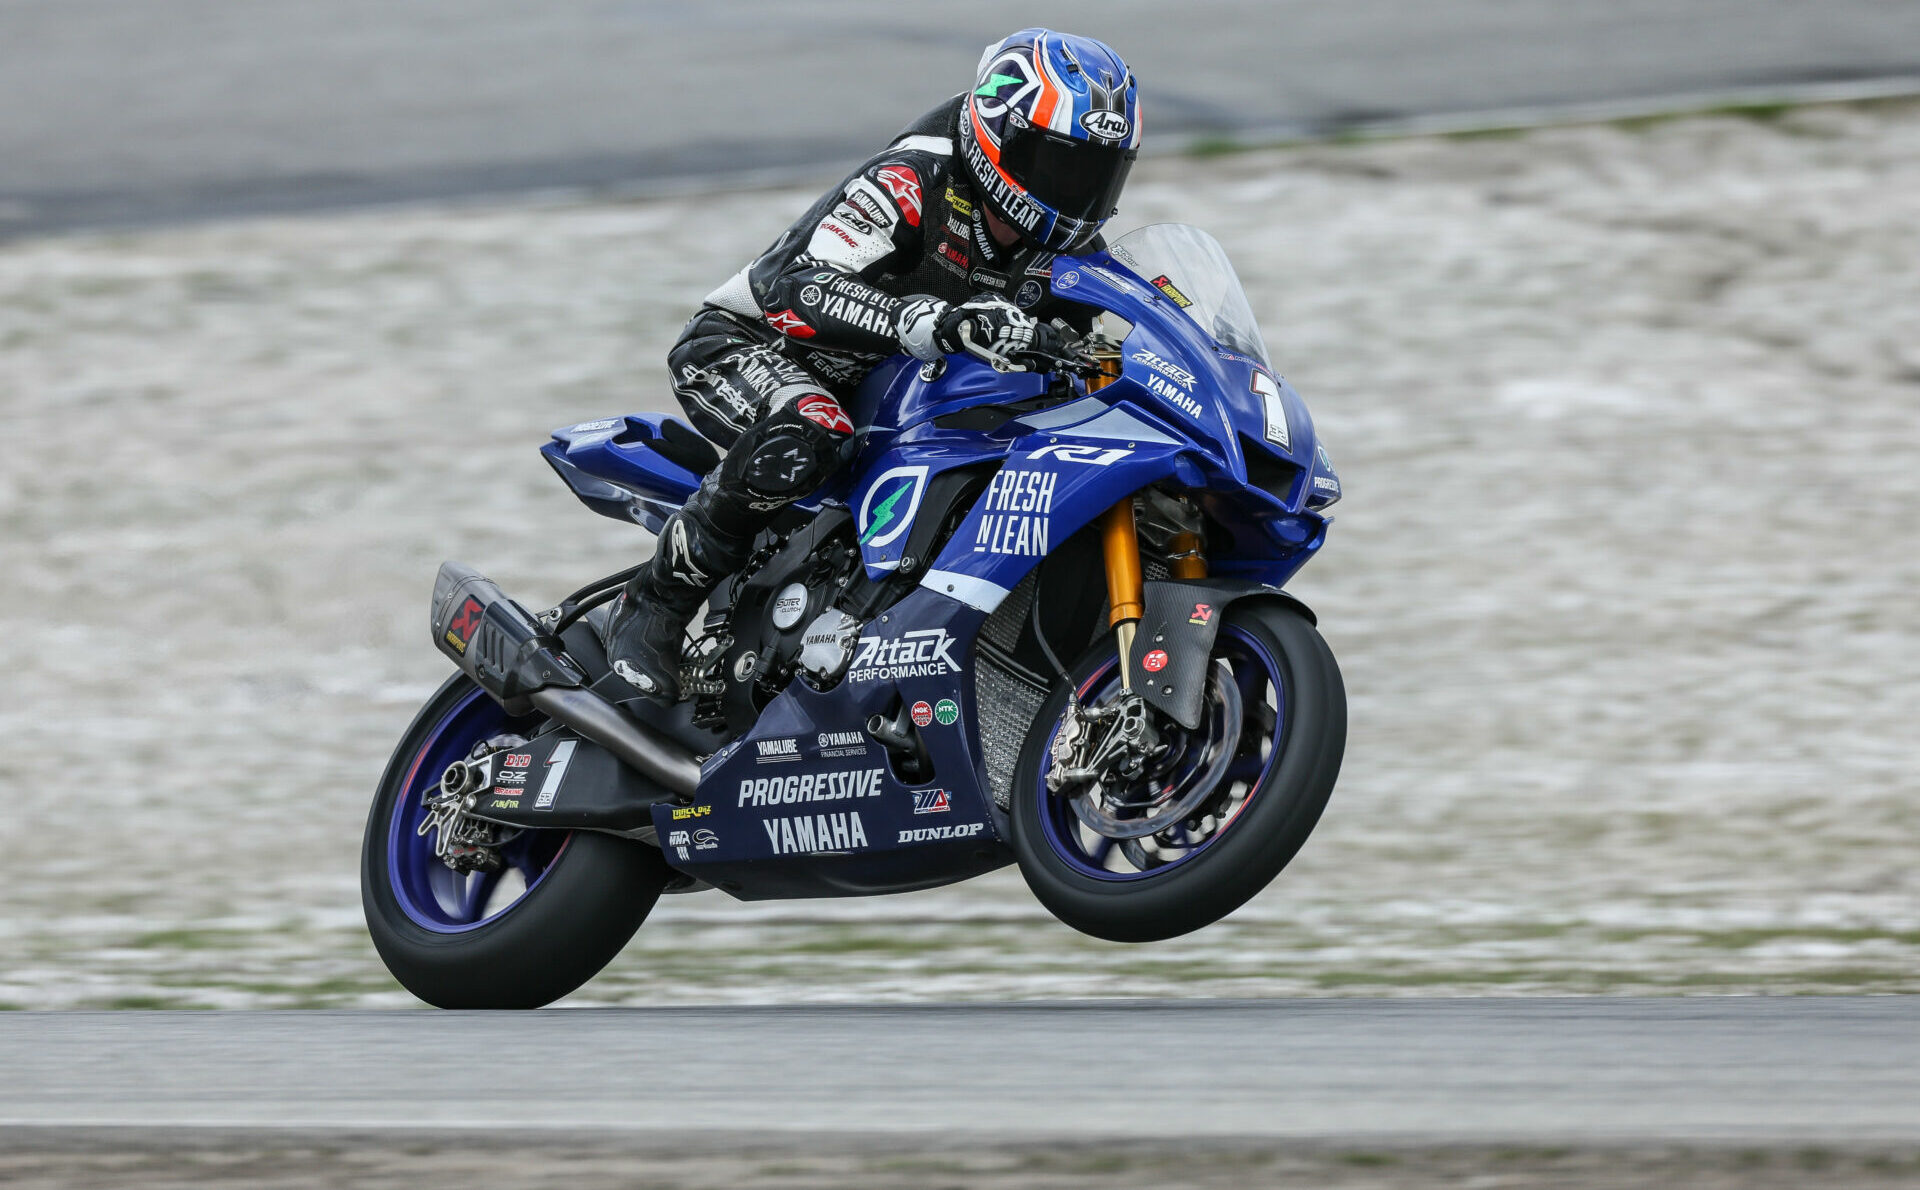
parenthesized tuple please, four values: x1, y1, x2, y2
(847, 629, 961, 682)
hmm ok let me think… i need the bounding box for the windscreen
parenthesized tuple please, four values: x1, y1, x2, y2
(1106, 224, 1270, 365)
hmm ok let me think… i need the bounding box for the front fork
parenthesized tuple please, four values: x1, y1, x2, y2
(1100, 498, 1208, 693)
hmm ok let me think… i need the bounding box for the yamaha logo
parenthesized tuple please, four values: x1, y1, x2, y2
(1080, 109, 1130, 141)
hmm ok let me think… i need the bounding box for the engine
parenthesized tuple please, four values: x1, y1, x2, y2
(693, 513, 866, 733)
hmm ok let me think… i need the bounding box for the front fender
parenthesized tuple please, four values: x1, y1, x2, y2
(918, 407, 1201, 612)
(1126, 578, 1316, 729)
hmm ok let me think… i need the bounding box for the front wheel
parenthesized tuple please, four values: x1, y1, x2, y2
(1009, 600, 1345, 943)
(361, 674, 670, 1008)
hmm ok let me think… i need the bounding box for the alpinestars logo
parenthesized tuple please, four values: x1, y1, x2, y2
(765, 309, 816, 339)
(666, 519, 708, 585)
(875, 165, 922, 226)
(847, 629, 961, 682)
(795, 395, 853, 434)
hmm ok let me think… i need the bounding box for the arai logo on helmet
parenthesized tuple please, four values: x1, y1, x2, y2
(1080, 109, 1131, 141)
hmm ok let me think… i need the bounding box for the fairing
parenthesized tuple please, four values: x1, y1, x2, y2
(535, 223, 1337, 900)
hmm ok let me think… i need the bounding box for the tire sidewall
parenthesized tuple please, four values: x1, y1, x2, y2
(1007, 601, 1346, 943)
(360, 675, 669, 1008)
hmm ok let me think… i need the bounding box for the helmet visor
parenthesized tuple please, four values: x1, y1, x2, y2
(998, 122, 1136, 227)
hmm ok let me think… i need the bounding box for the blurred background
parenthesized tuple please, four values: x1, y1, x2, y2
(3, 0, 1918, 1011)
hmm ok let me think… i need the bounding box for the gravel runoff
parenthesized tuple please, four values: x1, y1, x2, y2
(2, 101, 1917, 1009)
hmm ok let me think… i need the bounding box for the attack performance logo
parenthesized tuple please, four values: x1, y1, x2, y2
(857, 465, 929, 549)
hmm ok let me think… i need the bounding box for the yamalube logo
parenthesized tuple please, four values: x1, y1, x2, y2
(1080, 108, 1131, 141)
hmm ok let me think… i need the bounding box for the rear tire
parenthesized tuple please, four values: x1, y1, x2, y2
(1009, 600, 1345, 943)
(360, 675, 669, 1008)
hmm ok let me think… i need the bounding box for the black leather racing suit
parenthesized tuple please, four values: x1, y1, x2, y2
(668, 92, 1095, 464)
(607, 95, 1097, 700)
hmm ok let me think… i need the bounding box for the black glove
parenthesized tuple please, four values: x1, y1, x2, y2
(896, 294, 1061, 369)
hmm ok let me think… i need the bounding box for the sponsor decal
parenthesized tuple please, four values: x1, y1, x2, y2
(765, 810, 869, 855)
(534, 739, 576, 810)
(1029, 443, 1132, 466)
(1313, 475, 1342, 494)
(670, 804, 711, 821)
(1151, 275, 1194, 308)
(961, 132, 1043, 232)
(812, 291, 895, 337)
(970, 268, 1010, 293)
(738, 767, 886, 808)
(444, 596, 483, 655)
(934, 698, 959, 726)
(945, 214, 969, 238)
(1055, 270, 1079, 289)
(843, 187, 894, 228)
(800, 284, 823, 305)
(1013, 278, 1044, 308)
(494, 769, 526, 787)
(1146, 373, 1206, 419)
(488, 797, 521, 811)
(1317, 443, 1335, 471)
(912, 788, 952, 814)
(765, 308, 816, 339)
(1143, 649, 1170, 673)
(898, 822, 985, 843)
(1080, 108, 1131, 141)
(1251, 370, 1291, 451)
(875, 165, 922, 226)
(1189, 603, 1214, 626)
(820, 220, 861, 249)
(910, 700, 934, 727)
(973, 466, 1056, 556)
(938, 241, 970, 270)
(666, 826, 720, 860)
(857, 465, 929, 548)
(756, 737, 800, 764)
(1131, 349, 1197, 389)
(847, 629, 962, 682)
(838, 212, 875, 235)
(945, 186, 973, 217)
(795, 394, 854, 434)
(568, 418, 622, 433)
(817, 729, 868, 759)
(501, 753, 532, 769)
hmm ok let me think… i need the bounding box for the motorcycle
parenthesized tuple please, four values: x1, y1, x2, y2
(361, 223, 1347, 1008)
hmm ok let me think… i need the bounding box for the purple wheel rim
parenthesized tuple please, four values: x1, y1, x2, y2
(385, 686, 571, 933)
(1036, 622, 1285, 882)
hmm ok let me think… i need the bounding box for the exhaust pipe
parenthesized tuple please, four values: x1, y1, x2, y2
(431, 562, 700, 797)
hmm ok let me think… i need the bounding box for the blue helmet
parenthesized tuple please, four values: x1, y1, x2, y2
(959, 28, 1142, 252)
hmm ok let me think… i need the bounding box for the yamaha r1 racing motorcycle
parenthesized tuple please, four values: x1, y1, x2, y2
(362, 223, 1347, 1008)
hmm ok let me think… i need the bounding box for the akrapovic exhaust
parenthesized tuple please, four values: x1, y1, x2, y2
(430, 561, 700, 797)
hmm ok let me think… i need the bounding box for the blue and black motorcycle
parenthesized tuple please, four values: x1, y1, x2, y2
(362, 223, 1347, 1008)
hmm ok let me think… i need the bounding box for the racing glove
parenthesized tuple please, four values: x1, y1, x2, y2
(895, 295, 1062, 368)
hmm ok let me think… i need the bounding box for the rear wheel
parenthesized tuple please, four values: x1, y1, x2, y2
(1009, 600, 1345, 942)
(360, 675, 669, 1008)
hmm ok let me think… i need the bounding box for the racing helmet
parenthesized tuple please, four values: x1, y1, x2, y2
(959, 28, 1141, 252)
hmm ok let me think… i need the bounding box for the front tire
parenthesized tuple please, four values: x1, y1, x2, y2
(1009, 600, 1345, 943)
(361, 675, 670, 1008)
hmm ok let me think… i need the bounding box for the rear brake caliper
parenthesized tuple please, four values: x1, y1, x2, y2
(417, 734, 525, 873)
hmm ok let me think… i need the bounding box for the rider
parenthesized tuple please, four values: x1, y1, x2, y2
(605, 28, 1142, 700)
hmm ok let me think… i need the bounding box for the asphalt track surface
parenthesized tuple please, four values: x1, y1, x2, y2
(6, 0, 1920, 234)
(3, 1000, 1916, 1142)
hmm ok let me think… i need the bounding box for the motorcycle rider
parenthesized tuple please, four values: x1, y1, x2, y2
(605, 28, 1142, 700)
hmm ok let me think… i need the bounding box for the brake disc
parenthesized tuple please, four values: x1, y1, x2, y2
(1067, 660, 1242, 841)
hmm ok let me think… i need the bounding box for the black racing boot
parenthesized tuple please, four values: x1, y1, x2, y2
(604, 477, 760, 702)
